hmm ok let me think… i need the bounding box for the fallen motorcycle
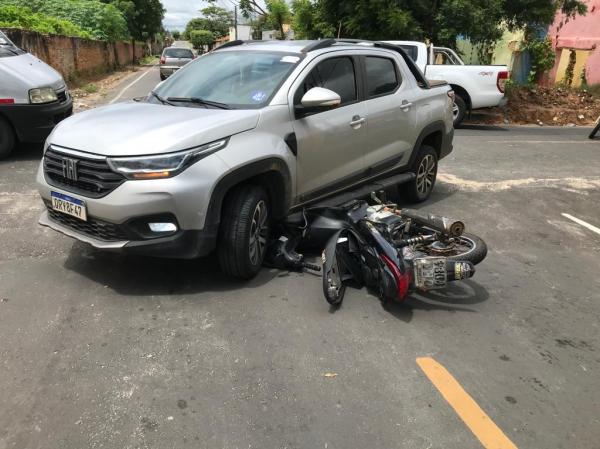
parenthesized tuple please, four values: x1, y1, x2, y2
(266, 194, 487, 307)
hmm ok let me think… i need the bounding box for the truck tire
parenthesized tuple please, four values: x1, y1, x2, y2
(0, 118, 15, 160)
(217, 185, 270, 279)
(399, 145, 437, 203)
(452, 95, 467, 128)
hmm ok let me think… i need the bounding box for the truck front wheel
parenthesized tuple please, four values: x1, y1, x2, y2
(217, 185, 270, 279)
(452, 95, 467, 127)
(0, 118, 15, 160)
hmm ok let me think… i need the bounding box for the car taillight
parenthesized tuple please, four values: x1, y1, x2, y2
(0, 98, 15, 104)
(160, 56, 166, 64)
(497, 71, 509, 93)
(380, 253, 412, 301)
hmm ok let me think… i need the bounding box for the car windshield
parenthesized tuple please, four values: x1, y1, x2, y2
(164, 48, 194, 58)
(153, 50, 302, 109)
(0, 31, 25, 57)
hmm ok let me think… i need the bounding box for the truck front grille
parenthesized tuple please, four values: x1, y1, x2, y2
(46, 205, 128, 241)
(44, 147, 125, 198)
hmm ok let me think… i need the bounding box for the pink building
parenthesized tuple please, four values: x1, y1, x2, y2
(547, 0, 600, 86)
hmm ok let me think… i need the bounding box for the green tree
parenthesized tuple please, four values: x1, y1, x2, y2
(289, 0, 587, 49)
(189, 29, 214, 51)
(184, 5, 232, 40)
(291, 0, 334, 39)
(109, 0, 165, 41)
(172, 30, 181, 40)
(265, 0, 290, 39)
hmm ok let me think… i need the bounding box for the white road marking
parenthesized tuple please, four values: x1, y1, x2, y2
(561, 213, 600, 236)
(437, 173, 600, 192)
(109, 67, 153, 104)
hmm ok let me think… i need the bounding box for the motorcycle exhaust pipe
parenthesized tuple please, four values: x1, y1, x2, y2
(400, 209, 465, 237)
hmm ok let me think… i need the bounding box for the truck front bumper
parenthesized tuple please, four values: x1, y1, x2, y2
(36, 151, 230, 259)
(39, 209, 217, 258)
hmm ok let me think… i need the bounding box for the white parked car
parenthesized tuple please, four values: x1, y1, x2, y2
(0, 30, 72, 159)
(386, 41, 508, 126)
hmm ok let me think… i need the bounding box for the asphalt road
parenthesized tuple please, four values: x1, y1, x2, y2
(1, 75, 600, 449)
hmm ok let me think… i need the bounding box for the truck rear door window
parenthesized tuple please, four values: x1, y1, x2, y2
(365, 57, 399, 97)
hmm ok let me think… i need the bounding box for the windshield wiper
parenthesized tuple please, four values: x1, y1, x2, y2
(150, 90, 174, 106)
(166, 97, 231, 110)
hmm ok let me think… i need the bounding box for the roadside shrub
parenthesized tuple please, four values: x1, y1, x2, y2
(82, 83, 98, 94)
(0, 5, 91, 38)
(524, 37, 555, 84)
(189, 29, 214, 51)
(2, 0, 129, 41)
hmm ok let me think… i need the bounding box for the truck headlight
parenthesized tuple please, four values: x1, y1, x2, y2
(29, 87, 58, 104)
(107, 138, 228, 179)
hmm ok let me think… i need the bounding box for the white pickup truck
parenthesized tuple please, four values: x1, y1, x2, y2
(386, 41, 508, 126)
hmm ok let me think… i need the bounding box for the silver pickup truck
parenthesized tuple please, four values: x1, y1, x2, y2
(37, 39, 454, 279)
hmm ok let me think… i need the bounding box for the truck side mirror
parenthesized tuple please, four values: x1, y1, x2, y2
(295, 87, 341, 117)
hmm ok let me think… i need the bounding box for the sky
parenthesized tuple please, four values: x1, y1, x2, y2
(162, 0, 240, 31)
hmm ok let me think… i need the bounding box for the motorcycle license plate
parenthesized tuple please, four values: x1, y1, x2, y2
(413, 257, 447, 290)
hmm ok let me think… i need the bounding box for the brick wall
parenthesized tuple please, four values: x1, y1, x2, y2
(3, 28, 147, 81)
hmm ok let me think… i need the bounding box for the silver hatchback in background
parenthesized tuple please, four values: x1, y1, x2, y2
(159, 47, 195, 80)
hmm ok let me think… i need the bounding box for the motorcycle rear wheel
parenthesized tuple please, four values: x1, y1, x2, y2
(425, 233, 487, 265)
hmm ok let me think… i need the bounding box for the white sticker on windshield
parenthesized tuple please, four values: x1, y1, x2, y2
(280, 55, 300, 63)
(251, 91, 268, 103)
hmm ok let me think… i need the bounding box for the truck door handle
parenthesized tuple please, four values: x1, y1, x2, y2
(400, 101, 413, 110)
(349, 116, 366, 127)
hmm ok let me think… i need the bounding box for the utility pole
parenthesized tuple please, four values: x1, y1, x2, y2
(234, 5, 238, 40)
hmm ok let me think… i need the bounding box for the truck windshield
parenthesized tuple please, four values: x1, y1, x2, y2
(0, 31, 25, 57)
(153, 50, 301, 109)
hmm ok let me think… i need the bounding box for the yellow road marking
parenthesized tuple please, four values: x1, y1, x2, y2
(417, 357, 518, 449)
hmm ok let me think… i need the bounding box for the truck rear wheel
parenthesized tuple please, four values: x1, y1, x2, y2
(452, 95, 467, 127)
(399, 145, 438, 203)
(217, 185, 270, 280)
(0, 118, 15, 160)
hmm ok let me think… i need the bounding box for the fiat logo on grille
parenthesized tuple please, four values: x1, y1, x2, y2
(61, 157, 78, 181)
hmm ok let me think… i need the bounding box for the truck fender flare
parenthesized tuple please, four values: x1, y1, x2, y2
(408, 121, 446, 167)
(205, 157, 292, 228)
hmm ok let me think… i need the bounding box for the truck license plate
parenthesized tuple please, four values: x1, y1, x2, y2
(413, 257, 447, 290)
(51, 191, 87, 221)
